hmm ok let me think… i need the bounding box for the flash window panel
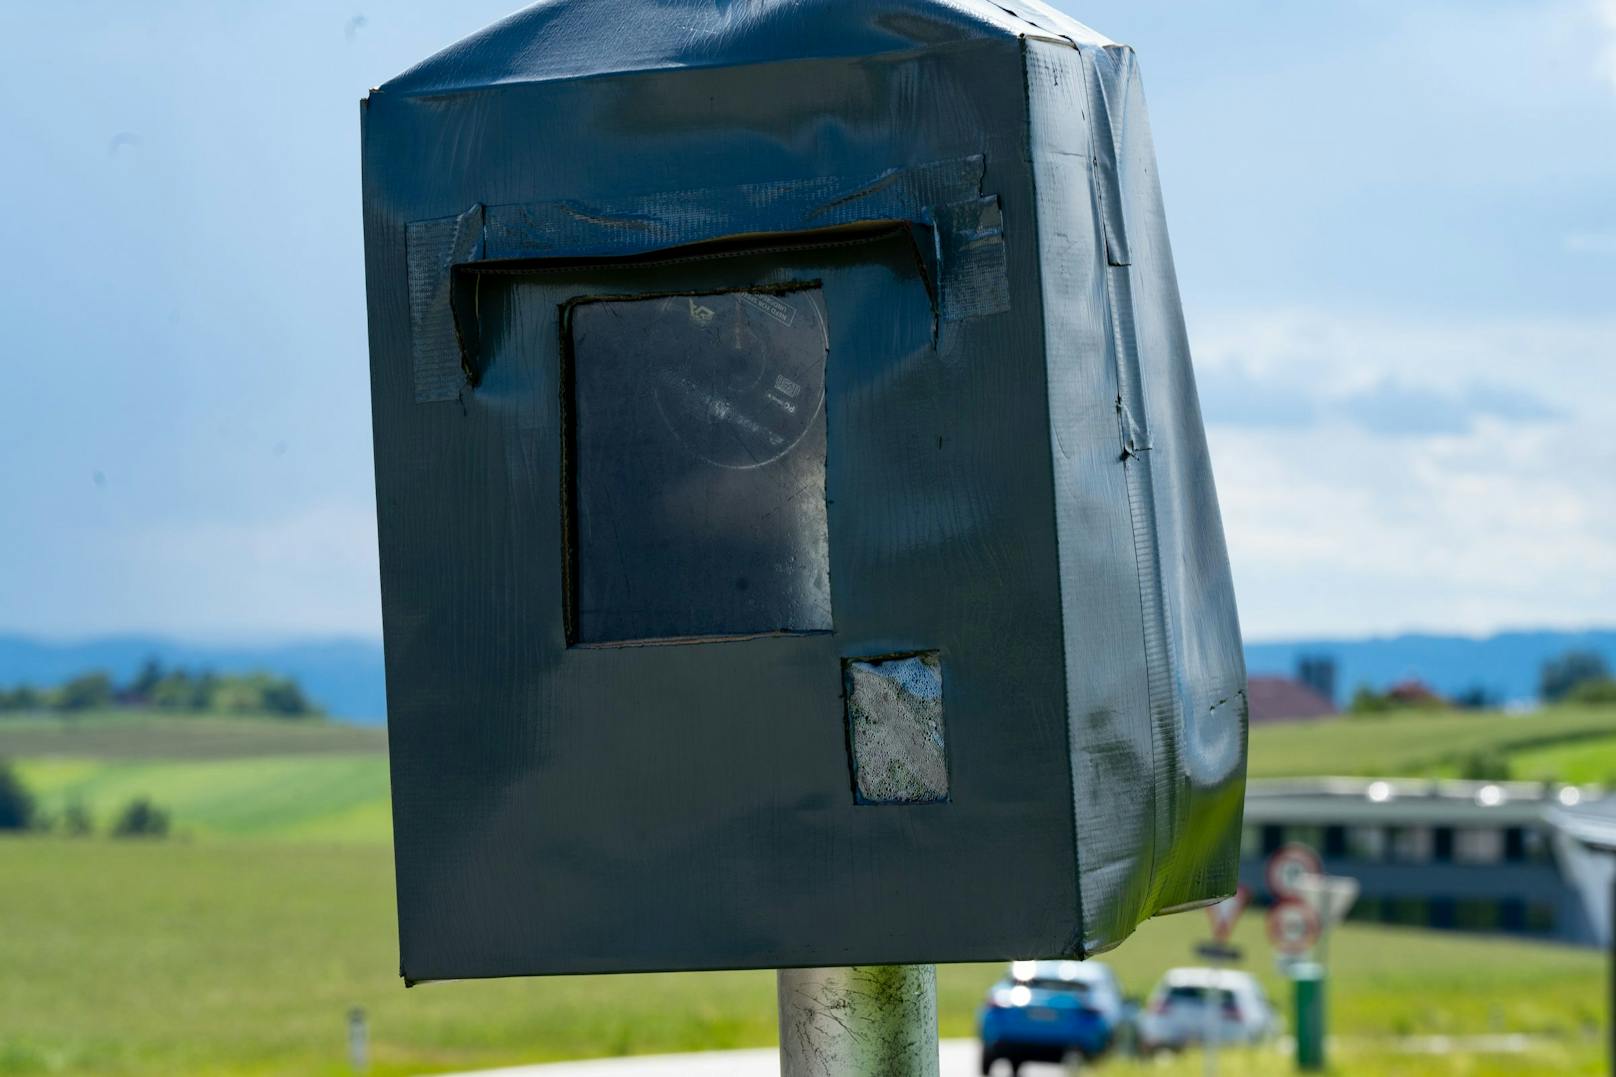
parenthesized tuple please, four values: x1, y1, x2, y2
(564, 285, 833, 645)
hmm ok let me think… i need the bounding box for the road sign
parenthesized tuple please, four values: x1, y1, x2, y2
(1205, 884, 1250, 942)
(1266, 842, 1322, 899)
(1266, 897, 1320, 956)
(1292, 872, 1359, 928)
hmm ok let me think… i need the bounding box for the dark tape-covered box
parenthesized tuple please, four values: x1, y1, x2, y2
(362, 0, 1248, 982)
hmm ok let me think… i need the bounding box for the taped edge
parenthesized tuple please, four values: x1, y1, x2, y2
(403, 157, 1010, 401)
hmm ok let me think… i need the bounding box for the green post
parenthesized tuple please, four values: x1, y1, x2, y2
(1293, 961, 1325, 1071)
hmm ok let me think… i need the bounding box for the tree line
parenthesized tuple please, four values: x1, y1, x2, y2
(0, 761, 168, 837)
(1346, 648, 1616, 716)
(0, 658, 321, 718)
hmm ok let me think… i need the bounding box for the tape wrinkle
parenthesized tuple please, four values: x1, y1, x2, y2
(1080, 48, 1131, 268)
(1117, 398, 1151, 458)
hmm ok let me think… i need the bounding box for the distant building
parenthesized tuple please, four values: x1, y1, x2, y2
(1548, 795, 1616, 946)
(1295, 654, 1337, 707)
(1385, 678, 1445, 708)
(1241, 778, 1612, 946)
(1247, 676, 1337, 723)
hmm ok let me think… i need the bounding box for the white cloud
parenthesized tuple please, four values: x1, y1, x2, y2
(1597, 0, 1616, 93)
(1189, 308, 1616, 639)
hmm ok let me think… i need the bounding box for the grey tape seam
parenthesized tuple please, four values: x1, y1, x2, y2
(403, 156, 1011, 403)
(1082, 43, 1180, 917)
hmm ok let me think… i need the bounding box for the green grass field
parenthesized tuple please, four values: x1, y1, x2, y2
(3, 714, 392, 844)
(17, 754, 392, 843)
(1505, 734, 1616, 784)
(0, 837, 1603, 1076)
(14, 704, 1616, 849)
(9, 702, 1615, 848)
(0, 712, 386, 761)
(0, 708, 1612, 1074)
(1247, 703, 1616, 781)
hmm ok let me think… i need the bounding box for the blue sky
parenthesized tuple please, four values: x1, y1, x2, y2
(1, 0, 1612, 642)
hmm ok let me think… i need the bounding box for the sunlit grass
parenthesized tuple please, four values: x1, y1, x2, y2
(0, 708, 1609, 1073)
(15, 754, 391, 843)
(1247, 704, 1616, 780)
(0, 838, 1603, 1075)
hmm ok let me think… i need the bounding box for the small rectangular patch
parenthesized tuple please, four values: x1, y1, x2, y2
(843, 652, 948, 804)
(933, 196, 1011, 321)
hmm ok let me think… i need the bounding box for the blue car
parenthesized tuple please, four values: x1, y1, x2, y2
(978, 959, 1126, 1073)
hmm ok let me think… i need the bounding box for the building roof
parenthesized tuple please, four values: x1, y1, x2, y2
(1246, 676, 1336, 723)
(377, 0, 1112, 98)
(1550, 795, 1616, 850)
(1245, 777, 1600, 827)
(1386, 679, 1445, 706)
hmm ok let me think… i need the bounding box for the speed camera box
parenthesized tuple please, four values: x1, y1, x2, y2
(361, 0, 1247, 982)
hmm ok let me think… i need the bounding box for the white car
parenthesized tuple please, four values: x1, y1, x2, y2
(1135, 967, 1279, 1051)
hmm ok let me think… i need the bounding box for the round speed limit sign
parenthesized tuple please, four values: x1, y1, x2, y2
(1266, 842, 1322, 899)
(1266, 897, 1320, 956)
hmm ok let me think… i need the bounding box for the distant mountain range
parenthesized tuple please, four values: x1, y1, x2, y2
(1245, 628, 1616, 707)
(0, 635, 387, 723)
(2, 628, 1613, 723)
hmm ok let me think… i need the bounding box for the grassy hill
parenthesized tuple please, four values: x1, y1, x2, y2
(1247, 703, 1616, 781)
(1, 713, 390, 844)
(18, 754, 391, 843)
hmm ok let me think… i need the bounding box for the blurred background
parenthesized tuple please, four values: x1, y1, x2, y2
(1, 1, 1614, 1074)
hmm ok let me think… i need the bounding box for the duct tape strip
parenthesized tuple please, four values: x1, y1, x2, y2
(1080, 49, 1132, 269)
(405, 204, 484, 402)
(404, 156, 1009, 402)
(1086, 40, 1180, 908)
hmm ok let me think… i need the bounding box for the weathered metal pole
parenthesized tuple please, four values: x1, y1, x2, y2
(778, 965, 939, 1077)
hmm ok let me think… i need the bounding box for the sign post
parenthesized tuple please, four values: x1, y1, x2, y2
(778, 965, 938, 1077)
(1290, 962, 1325, 1071)
(1289, 872, 1360, 1072)
(1205, 885, 1251, 948)
(1194, 886, 1250, 1077)
(1264, 844, 1357, 1073)
(1266, 894, 1321, 1070)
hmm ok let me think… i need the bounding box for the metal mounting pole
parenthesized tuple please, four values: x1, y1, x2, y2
(778, 965, 939, 1077)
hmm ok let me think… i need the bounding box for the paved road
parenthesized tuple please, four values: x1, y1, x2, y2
(440, 1039, 1079, 1076)
(435, 1034, 1536, 1075)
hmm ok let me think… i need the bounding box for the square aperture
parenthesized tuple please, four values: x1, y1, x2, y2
(565, 286, 832, 645)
